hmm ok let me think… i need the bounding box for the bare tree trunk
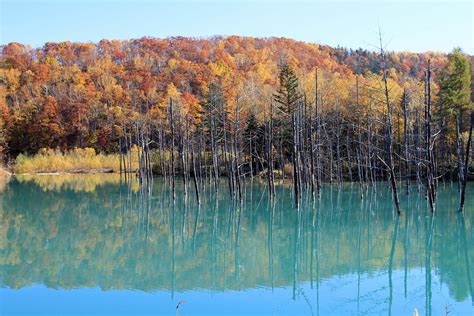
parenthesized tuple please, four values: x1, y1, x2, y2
(403, 89, 410, 194)
(191, 138, 200, 205)
(366, 108, 376, 187)
(459, 112, 473, 212)
(379, 30, 400, 214)
(128, 131, 133, 178)
(180, 119, 188, 196)
(309, 96, 316, 195)
(439, 96, 446, 177)
(233, 98, 243, 201)
(355, 77, 364, 187)
(315, 69, 322, 193)
(210, 95, 219, 191)
(346, 124, 353, 183)
(424, 61, 436, 212)
(169, 98, 176, 200)
(119, 137, 123, 176)
(292, 113, 300, 207)
(415, 106, 422, 190)
(223, 104, 233, 196)
(268, 101, 275, 197)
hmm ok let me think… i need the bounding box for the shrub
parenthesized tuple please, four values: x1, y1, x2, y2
(14, 147, 129, 174)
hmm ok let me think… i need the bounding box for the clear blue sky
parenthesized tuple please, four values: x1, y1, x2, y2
(1, 0, 473, 54)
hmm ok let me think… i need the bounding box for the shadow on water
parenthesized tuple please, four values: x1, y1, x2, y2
(0, 175, 472, 315)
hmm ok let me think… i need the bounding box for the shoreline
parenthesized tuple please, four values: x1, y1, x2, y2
(5, 168, 117, 176)
(4, 166, 474, 183)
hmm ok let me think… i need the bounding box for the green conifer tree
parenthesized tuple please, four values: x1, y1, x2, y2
(439, 48, 472, 131)
(273, 65, 301, 115)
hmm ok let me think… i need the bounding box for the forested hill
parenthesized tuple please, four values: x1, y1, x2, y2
(0, 36, 455, 157)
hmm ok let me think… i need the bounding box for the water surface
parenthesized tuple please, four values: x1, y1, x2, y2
(0, 175, 472, 315)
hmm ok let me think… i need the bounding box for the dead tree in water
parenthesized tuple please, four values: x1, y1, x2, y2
(424, 61, 437, 212)
(459, 112, 473, 212)
(378, 30, 401, 214)
(414, 104, 423, 190)
(233, 98, 244, 201)
(292, 112, 300, 207)
(366, 104, 376, 187)
(169, 98, 176, 200)
(191, 138, 200, 205)
(178, 116, 188, 197)
(314, 69, 322, 194)
(267, 100, 276, 197)
(308, 95, 316, 196)
(402, 89, 410, 194)
(223, 102, 233, 195)
(456, 115, 463, 191)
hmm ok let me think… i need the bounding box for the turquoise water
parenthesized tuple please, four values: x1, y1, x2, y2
(0, 175, 472, 315)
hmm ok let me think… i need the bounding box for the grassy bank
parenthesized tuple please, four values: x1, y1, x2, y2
(14, 148, 139, 174)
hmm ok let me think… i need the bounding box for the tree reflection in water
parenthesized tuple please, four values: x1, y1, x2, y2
(0, 176, 472, 315)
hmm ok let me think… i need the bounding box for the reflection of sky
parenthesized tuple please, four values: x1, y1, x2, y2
(1, 269, 471, 315)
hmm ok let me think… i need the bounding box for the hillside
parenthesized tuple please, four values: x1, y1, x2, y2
(0, 36, 450, 157)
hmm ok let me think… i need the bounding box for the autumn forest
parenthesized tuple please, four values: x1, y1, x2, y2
(0, 36, 472, 210)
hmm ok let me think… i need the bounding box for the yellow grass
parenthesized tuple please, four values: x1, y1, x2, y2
(15, 147, 139, 174)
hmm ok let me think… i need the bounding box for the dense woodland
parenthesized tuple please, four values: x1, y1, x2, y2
(0, 36, 472, 210)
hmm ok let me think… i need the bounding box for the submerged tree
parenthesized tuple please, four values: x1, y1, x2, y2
(378, 31, 400, 214)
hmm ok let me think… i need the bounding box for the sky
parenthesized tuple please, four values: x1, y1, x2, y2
(1, 0, 473, 54)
